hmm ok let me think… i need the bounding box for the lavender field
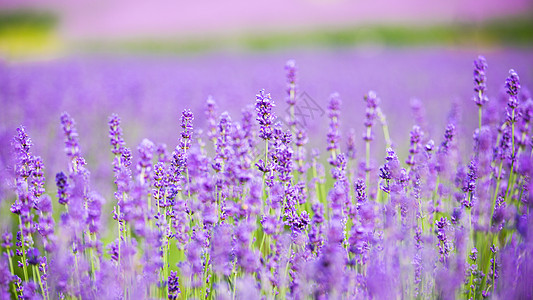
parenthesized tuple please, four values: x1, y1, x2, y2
(1, 48, 533, 299)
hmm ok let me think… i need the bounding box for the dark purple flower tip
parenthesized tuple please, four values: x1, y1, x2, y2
(27, 247, 40, 265)
(425, 140, 435, 152)
(168, 270, 181, 298)
(55, 171, 69, 205)
(505, 69, 521, 98)
(206, 95, 216, 108)
(469, 247, 478, 261)
(451, 207, 462, 224)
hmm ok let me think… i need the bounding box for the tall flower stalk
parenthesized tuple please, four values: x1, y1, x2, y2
(473, 56, 488, 131)
(363, 91, 379, 188)
(285, 60, 297, 134)
(504, 69, 520, 202)
(255, 89, 276, 212)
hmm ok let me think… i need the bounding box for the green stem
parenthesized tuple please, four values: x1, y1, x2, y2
(6, 248, 18, 296)
(232, 269, 238, 300)
(490, 161, 504, 223)
(34, 265, 46, 300)
(259, 232, 267, 255)
(378, 108, 392, 148)
(280, 244, 292, 298)
(18, 215, 29, 282)
(505, 109, 516, 202)
(290, 102, 295, 134)
(365, 128, 371, 189)
(478, 105, 482, 132)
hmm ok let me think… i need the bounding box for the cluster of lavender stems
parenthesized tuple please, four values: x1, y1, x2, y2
(1, 57, 533, 300)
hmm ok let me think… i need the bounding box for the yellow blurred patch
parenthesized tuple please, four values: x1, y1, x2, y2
(0, 26, 61, 59)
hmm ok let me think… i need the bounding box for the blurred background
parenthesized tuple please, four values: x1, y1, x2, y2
(1, 0, 533, 201)
(1, 0, 533, 57)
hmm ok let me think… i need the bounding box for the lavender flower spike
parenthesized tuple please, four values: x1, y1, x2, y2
(60, 112, 81, 163)
(180, 109, 194, 152)
(506, 69, 521, 99)
(286, 60, 298, 130)
(327, 92, 341, 165)
(108, 113, 125, 156)
(473, 55, 488, 107)
(256, 89, 276, 141)
(285, 59, 297, 105)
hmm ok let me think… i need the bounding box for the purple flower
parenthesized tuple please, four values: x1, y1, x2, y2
(210, 224, 234, 276)
(60, 112, 81, 163)
(294, 129, 308, 174)
(462, 158, 478, 194)
(205, 96, 218, 142)
(56, 171, 69, 205)
(326, 92, 341, 163)
(27, 247, 40, 265)
(168, 271, 181, 299)
(363, 91, 380, 141)
(379, 148, 400, 193)
(435, 217, 450, 264)
(30, 156, 45, 200)
(473, 55, 489, 106)
(505, 69, 521, 98)
(180, 109, 194, 151)
(506, 69, 521, 128)
(137, 138, 155, 186)
(346, 128, 357, 160)
(87, 192, 103, 234)
(255, 89, 276, 141)
(12, 126, 33, 179)
(285, 59, 297, 104)
(406, 125, 423, 167)
(272, 131, 293, 183)
(108, 113, 125, 155)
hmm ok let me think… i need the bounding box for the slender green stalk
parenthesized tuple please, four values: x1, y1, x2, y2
(117, 202, 123, 269)
(261, 140, 269, 214)
(34, 265, 47, 300)
(6, 247, 18, 296)
(505, 108, 517, 202)
(365, 127, 371, 189)
(290, 104, 295, 135)
(431, 175, 440, 230)
(478, 106, 482, 131)
(232, 268, 238, 300)
(280, 244, 293, 298)
(378, 108, 392, 148)
(490, 161, 504, 222)
(259, 231, 267, 255)
(18, 215, 29, 282)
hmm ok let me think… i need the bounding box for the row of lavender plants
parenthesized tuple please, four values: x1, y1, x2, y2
(1, 56, 532, 299)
